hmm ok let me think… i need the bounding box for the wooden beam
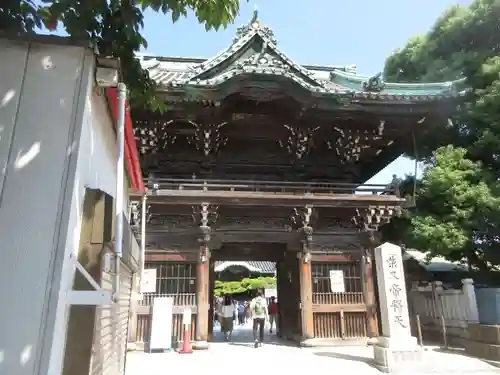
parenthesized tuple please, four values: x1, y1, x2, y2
(145, 252, 198, 262)
(140, 190, 404, 207)
(312, 304, 366, 313)
(311, 253, 361, 262)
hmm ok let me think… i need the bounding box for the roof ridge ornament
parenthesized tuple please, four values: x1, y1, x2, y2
(232, 6, 277, 46)
(250, 6, 259, 26)
(363, 72, 385, 92)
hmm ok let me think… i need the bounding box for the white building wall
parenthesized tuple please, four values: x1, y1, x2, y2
(47, 83, 123, 375)
(0, 37, 132, 375)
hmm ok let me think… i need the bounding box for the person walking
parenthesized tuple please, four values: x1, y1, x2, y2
(268, 296, 278, 334)
(233, 300, 238, 323)
(237, 301, 245, 325)
(244, 301, 251, 323)
(221, 295, 235, 341)
(216, 297, 224, 332)
(213, 297, 221, 328)
(250, 291, 268, 347)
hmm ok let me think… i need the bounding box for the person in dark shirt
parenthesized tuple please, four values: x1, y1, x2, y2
(237, 301, 245, 325)
(268, 296, 279, 334)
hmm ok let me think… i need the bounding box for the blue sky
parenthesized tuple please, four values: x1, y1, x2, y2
(138, 0, 472, 184)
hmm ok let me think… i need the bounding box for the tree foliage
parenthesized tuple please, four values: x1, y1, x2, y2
(382, 0, 500, 269)
(214, 277, 276, 296)
(0, 0, 244, 110)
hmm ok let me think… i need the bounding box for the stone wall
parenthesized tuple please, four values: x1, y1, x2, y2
(476, 288, 500, 325)
(465, 324, 500, 362)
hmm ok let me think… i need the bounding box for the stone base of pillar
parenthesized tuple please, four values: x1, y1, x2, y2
(192, 341, 209, 350)
(300, 337, 368, 347)
(373, 336, 423, 373)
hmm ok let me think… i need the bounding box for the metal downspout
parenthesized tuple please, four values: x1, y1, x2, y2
(114, 82, 126, 300)
(140, 194, 147, 286)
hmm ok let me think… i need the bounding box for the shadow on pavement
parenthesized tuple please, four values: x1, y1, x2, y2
(211, 321, 298, 347)
(313, 351, 378, 370)
(227, 338, 299, 348)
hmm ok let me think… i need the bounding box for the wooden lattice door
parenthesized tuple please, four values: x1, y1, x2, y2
(311, 261, 367, 340)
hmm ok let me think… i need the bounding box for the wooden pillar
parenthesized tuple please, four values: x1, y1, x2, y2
(277, 259, 287, 338)
(276, 259, 285, 338)
(299, 251, 314, 340)
(193, 203, 214, 349)
(195, 246, 210, 344)
(362, 233, 379, 338)
(207, 259, 215, 341)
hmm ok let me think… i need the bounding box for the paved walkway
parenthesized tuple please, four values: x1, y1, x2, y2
(126, 321, 500, 375)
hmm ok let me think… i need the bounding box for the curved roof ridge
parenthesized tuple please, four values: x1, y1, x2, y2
(140, 11, 467, 100)
(214, 261, 260, 272)
(332, 68, 466, 88)
(176, 22, 258, 84)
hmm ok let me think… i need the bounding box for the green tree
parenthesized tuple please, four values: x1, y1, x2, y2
(0, 0, 245, 110)
(214, 277, 276, 296)
(383, 147, 500, 269)
(381, 0, 500, 269)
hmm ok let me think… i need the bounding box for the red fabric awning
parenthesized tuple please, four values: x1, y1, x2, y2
(106, 88, 145, 193)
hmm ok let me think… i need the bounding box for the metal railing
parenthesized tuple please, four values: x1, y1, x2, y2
(145, 178, 399, 197)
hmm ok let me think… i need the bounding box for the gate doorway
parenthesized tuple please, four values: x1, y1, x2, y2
(207, 243, 302, 345)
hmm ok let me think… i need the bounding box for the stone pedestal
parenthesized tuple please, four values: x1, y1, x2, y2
(373, 337, 423, 372)
(373, 242, 421, 372)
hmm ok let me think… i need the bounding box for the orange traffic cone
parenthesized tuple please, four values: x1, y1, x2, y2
(178, 327, 193, 354)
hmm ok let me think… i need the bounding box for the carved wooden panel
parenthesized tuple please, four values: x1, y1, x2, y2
(311, 253, 358, 262)
(147, 214, 193, 230)
(325, 123, 386, 164)
(311, 234, 364, 251)
(316, 217, 355, 231)
(133, 107, 413, 183)
(278, 124, 320, 161)
(134, 120, 176, 156)
(187, 121, 228, 156)
(220, 216, 289, 229)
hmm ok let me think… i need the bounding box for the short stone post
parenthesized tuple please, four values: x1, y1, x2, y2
(462, 278, 479, 323)
(373, 242, 422, 372)
(432, 281, 444, 323)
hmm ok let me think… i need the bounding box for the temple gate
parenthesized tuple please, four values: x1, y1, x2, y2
(129, 12, 463, 347)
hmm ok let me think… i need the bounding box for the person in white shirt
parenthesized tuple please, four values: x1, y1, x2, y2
(250, 291, 269, 347)
(221, 295, 235, 341)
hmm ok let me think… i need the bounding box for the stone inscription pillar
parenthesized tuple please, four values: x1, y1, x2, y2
(373, 242, 421, 372)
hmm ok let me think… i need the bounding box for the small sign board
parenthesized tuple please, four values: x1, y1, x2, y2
(264, 288, 277, 298)
(141, 268, 157, 294)
(150, 297, 173, 351)
(329, 270, 345, 293)
(182, 308, 192, 326)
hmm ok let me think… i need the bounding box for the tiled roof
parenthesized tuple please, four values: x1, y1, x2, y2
(403, 250, 467, 272)
(214, 261, 276, 274)
(139, 12, 466, 102)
